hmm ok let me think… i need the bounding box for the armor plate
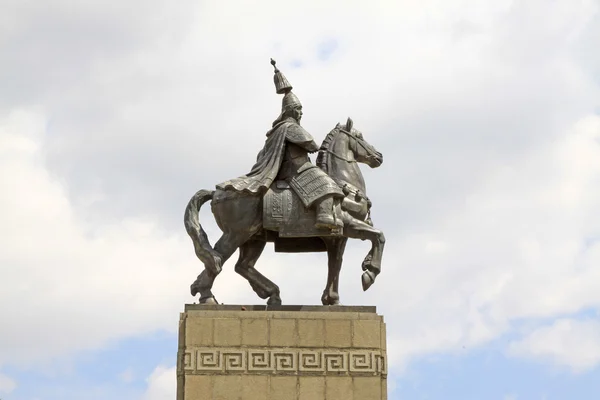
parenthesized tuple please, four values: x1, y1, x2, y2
(288, 164, 344, 207)
(285, 124, 318, 149)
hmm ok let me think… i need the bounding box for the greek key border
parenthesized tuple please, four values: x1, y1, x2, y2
(180, 347, 386, 376)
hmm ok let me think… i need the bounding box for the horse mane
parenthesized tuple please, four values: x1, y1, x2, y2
(316, 123, 342, 170)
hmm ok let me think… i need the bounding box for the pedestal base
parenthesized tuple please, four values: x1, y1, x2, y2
(177, 305, 387, 400)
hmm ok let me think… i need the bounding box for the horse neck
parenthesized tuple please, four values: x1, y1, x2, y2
(322, 132, 367, 194)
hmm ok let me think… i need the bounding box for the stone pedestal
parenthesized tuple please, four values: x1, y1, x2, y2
(177, 304, 387, 400)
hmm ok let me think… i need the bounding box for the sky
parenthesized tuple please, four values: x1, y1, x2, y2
(1, 0, 600, 399)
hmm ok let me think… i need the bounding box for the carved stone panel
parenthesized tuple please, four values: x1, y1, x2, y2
(183, 347, 386, 377)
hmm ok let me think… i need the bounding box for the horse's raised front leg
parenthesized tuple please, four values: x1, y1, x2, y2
(321, 238, 347, 305)
(234, 240, 282, 305)
(342, 213, 386, 291)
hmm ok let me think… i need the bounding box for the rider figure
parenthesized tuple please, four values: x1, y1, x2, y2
(216, 59, 344, 230)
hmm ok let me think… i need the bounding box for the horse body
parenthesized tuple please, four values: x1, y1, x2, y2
(184, 118, 385, 305)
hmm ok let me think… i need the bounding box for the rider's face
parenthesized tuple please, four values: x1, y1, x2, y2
(294, 106, 303, 121)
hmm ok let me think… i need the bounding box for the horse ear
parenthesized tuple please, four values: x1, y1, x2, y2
(336, 122, 341, 128)
(346, 117, 353, 131)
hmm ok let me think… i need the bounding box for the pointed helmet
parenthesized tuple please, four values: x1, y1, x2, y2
(271, 58, 302, 111)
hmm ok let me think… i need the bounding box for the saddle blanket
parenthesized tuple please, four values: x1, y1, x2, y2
(263, 181, 342, 238)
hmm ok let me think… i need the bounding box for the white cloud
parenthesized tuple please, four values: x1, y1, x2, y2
(377, 114, 600, 367)
(0, 372, 16, 394)
(141, 366, 175, 400)
(508, 318, 600, 373)
(0, 0, 599, 381)
(0, 109, 252, 367)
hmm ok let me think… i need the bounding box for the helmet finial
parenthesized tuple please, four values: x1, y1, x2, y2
(271, 58, 293, 94)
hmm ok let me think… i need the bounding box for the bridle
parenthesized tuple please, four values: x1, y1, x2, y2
(325, 127, 372, 164)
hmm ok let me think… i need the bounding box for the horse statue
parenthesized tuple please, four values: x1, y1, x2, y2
(183, 118, 385, 305)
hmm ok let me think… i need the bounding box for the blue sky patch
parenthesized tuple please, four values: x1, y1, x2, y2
(4, 331, 176, 400)
(317, 38, 339, 61)
(392, 347, 600, 400)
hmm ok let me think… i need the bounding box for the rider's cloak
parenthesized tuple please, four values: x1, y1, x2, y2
(216, 117, 318, 194)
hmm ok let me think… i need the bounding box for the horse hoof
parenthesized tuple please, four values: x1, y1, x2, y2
(322, 294, 341, 306)
(361, 271, 375, 291)
(199, 296, 219, 305)
(267, 294, 282, 306)
(190, 283, 199, 297)
(361, 256, 373, 271)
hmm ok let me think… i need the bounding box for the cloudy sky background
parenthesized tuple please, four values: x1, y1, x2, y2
(1, 0, 600, 398)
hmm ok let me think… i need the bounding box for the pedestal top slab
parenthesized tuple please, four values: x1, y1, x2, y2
(184, 304, 377, 313)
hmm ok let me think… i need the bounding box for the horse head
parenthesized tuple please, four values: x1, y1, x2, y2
(317, 117, 383, 171)
(343, 117, 383, 168)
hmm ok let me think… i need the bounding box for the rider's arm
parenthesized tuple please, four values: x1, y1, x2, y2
(295, 139, 319, 153)
(286, 124, 319, 153)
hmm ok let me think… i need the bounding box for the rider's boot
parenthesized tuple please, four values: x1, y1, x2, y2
(315, 196, 341, 230)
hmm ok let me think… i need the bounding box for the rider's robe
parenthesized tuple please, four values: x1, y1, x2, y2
(216, 117, 318, 194)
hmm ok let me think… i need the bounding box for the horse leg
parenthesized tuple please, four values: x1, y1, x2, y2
(321, 237, 347, 305)
(234, 240, 282, 305)
(191, 231, 253, 304)
(332, 238, 348, 300)
(190, 190, 264, 304)
(342, 214, 386, 291)
(191, 269, 218, 304)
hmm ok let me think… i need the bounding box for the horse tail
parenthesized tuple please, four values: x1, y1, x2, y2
(184, 189, 222, 274)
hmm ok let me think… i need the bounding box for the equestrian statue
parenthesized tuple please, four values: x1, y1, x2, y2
(184, 59, 385, 305)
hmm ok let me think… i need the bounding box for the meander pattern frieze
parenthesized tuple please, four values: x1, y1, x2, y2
(181, 347, 387, 377)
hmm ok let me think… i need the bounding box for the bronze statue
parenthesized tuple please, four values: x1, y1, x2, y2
(184, 60, 385, 305)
